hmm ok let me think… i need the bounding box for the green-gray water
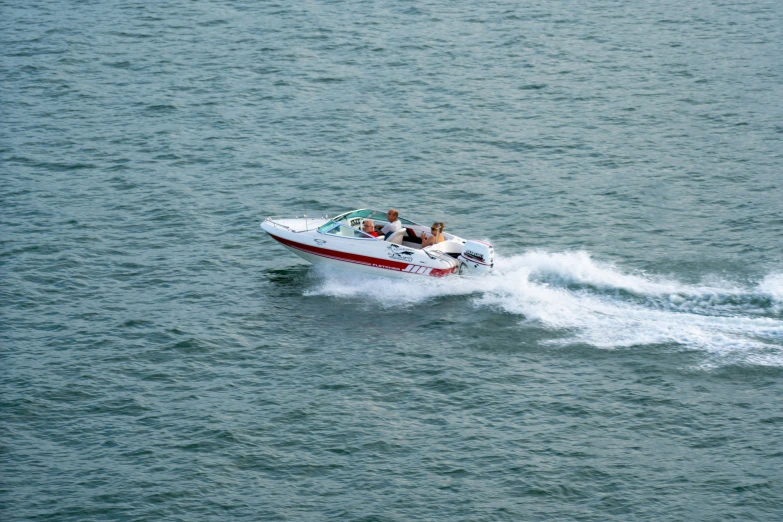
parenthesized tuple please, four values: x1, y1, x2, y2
(2, 1, 782, 520)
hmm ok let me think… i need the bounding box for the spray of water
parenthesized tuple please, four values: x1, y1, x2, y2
(304, 251, 783, 367)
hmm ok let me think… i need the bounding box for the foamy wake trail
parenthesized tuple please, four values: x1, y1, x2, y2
(305, 251, 783, 367)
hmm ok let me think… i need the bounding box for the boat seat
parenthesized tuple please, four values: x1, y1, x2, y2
(386, 229, 407, 245)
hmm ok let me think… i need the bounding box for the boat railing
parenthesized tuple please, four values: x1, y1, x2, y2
(264, 216, 293, 231)
(264, 214, 329, 232)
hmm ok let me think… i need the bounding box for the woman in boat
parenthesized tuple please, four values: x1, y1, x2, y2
(421, 222, 445, 248)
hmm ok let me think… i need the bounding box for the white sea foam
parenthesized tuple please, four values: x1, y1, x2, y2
(305, 251, 783, 367)
(758, 272, 783, 302)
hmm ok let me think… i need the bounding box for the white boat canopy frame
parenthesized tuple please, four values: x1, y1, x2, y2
(332, 208, 421, 226)
(317, 209, 423, 240)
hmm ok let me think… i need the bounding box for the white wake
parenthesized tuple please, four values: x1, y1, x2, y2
(305, 251, 783, 367)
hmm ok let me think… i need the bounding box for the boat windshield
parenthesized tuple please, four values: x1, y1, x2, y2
(333, 209, 375, 228)
(317, 219, 375, 239)
(333, 209, 420, 227)
(325, 223, 375, 239)
(317, 220, 337, 233)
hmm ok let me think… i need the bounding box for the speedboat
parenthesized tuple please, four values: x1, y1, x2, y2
(261, 209, 494, 278)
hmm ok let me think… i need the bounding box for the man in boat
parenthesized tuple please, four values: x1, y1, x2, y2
(362, 219, 380, 237)
(379, 209, 402, 240)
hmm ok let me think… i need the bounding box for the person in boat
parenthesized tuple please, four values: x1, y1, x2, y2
(379, 209, 402, 239)
(421, 222, 445, 248)
(362, 219, 380, 237)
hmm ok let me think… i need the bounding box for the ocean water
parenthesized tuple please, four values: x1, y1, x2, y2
(2, 1, 783, 520)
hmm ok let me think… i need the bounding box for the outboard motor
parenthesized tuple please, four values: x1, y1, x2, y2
(458, 240, 494, 275)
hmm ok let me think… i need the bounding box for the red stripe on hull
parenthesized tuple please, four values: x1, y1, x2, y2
(268, 234, 456, 277)
(461, 254, 493, 266)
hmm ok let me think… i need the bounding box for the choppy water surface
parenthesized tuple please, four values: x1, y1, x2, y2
(2, 1, 783, 520)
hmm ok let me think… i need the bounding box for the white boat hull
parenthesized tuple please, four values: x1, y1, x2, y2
(261, 217, 461, 278)
(277, 243, 430, 278)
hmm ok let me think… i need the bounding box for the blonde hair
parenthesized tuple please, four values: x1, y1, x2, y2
(431, 222, 445, 235)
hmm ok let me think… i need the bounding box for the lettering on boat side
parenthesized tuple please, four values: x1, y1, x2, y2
(314, 239, 327, 245)
(464, 250, 484, 262)
(387, 244, 414, 262)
